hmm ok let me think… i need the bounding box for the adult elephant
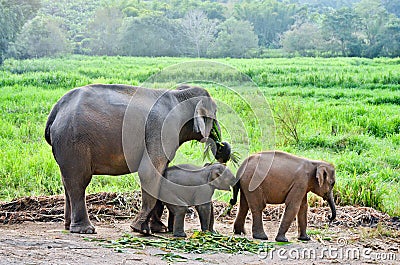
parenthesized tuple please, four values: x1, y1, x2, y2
(45, 84, 230, 234)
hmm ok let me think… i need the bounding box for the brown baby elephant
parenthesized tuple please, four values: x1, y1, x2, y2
(230, 151, 336, 242)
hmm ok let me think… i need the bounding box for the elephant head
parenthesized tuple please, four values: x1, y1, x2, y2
(193, 97, 217, 141)
(314, 163, 336, 221)
(207, 163, 236, 191)
(173, 85, 229, 163)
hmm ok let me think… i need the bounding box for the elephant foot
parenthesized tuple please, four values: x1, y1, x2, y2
(298, 235, 311, 241)
(70, 223, 96, 234)
(173, 231, 187, 238)
(131, 220, 151, 235)
(253, 232, 268, 240)
(233, 225, 246, 235)
(150, 220, 168, 233)
(275, 235, 288, 242)
(64, 222, 71, 231)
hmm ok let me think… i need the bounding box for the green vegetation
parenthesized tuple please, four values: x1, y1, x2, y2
(1, 0, 400, 61)
(86, 231, 286, 261)
(0, 56, 399, 217)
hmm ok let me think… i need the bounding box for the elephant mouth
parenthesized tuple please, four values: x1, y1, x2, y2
(204, 141, 240, 166)
(215, 142, 232, 164)
(210, 120, 222, 142)
(206, 120, 240, 165)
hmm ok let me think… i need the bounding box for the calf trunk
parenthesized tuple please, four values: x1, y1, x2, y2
(327, 191, 336, 222)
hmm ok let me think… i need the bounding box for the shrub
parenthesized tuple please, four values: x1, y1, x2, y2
(359, 116, 400, 138)
(336, 173, 387, 212)
(299, 135, 370, 154)
(271, 97, 304, 144)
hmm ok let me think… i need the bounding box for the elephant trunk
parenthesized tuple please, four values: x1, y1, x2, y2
(210, 119, 232, 164)
(210, 120, 222, 142)
(326, 191, 336, 222)
(229, 181, 240, 206)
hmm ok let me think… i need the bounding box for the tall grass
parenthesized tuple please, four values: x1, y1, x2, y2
(1, 55, 399, 216)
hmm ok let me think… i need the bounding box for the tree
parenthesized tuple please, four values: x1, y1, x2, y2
(382, 0, 400, 18)
(155, 0, 226, 20)
(0, 0, 40, 63)
(378, 16, 400, 57)
(11, 16, 71, 59)
(119, 13, 180, 57)
(322, 8, 362, 56)
(84, 6, 123, 55)
(293, 0, 359, 10)
(354, 0, 388, 58)
(208, 18, 258, 58)
(234, 0, 298, 48)
(40, 0, 102, 52)
(180, 10, 217, 57)
(281, 23, 326, 56)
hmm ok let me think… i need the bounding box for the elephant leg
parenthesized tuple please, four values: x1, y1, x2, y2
(173, 206, 187, 237)
(131, 190, 155, 234)
(276, 191, 303, 242)
(150, 200, 167, 233)
(196, 203, 212, 232)
(168, 210, 174, 232)
(297, 195, 310, 241)
(250, 207, 268, 240)
(62, 171, 95, 234)
(63, 182, 71, 230)
(209, 203, 215, 232)
(233, 190, 249, 235)
(131, 156, 166, 235)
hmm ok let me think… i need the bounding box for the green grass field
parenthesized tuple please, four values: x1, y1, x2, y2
(1, 55, 399, 216)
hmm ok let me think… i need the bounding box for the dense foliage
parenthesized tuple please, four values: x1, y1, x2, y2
(1, 0, 399, 60)
(0, 0, 41, 64)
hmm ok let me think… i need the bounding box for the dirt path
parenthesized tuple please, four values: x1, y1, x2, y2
(1, 193, 399, 264)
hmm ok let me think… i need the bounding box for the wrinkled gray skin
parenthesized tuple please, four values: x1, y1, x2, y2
(231, 151, 336, 242)
(45, 84, 226, 234)
(150, 142, 233, 231)
(162, 163, 236, 237)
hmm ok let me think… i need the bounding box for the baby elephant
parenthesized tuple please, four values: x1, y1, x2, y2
(231, 151, 336, 242)
(161, 163, 236, 237)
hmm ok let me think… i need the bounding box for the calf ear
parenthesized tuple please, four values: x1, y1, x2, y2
(316, 165, 327, 187)
(208, 167, 231, 191)
(208, 167, 221, 182)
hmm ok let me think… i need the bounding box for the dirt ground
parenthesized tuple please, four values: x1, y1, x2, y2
(0, 192, 399, 265)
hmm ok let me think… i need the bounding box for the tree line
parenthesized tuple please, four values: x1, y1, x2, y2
(1, 0, 399, 63)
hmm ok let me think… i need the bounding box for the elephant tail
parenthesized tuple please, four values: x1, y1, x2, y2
(229, 181, 240, 206)
(44, 103, 59, 145)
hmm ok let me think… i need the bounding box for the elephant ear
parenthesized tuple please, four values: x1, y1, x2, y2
(206, 164, 220, 181)
(194, 99, 208, 138)
(208, 164, 230, 190)
(316, 165, 327, 187)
